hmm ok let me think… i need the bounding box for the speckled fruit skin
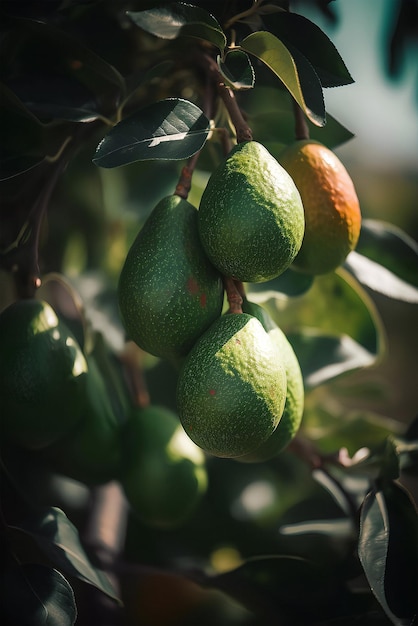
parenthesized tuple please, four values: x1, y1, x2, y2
(0, 299, 88, 450)
(198, 141, 305, 283)
(238, 300, 304, 463)
(176, 313, 287, 458)
(118, 195, 224, 363)
(279, 140, 361, 275)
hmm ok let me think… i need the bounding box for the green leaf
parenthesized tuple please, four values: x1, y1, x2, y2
(0, 563, 77, 626)
(0, 83, 46, 179)
(93, 98, 210, 167)
(218, 50, 255, 90)
(356, 219, 418, 288)
(240, 86, 354, 149)
(127, 2, 226, 51)
(0, 17, 125, 107)
(344, 251, 418, 304)
(288, 330, 377, 389)
(267, 11, 354, 87)
(207, 555, 343, 623)
(123, 60, 175, 109)
(359, 482, 418, 625)
(247, 267, 314, 298)
(248, 265, 384, 387)
(9, 507, 119, 602)
(240, 31, 325, 126)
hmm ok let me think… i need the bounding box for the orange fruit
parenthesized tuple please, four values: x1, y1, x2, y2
(279, 140, 361, 275)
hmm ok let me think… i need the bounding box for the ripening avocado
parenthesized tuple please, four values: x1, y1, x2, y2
(176, 313, 287, 458)
(118, 195, 224, 363)
(198, 141, 305, 283)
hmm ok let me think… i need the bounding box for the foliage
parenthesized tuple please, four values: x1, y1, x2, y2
(1, 1, 417, 625)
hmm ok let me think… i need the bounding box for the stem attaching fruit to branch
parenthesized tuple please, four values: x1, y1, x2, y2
(223, 276, 244, 314)
(174, 151, 200, 200)
(292, 99, 310, 141)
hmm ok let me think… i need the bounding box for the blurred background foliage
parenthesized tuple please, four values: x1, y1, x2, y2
(0, 1, 417, 625)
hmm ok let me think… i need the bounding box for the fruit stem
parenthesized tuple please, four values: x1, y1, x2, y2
(218, 83, 253, 144)
(174, 151, 200, 200)
(223, 276, 244, 314)
(292, 99, 310, 141)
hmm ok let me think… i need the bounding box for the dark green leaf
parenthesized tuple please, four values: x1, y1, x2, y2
(0, 83, 46, 179)
(218, 50, 255, 90)
(344, 251, 418, 303)
(240, 86, 354, 149)
(0, 17, 125, 108)
(0, 562, 77, 626)
(397, 416, 418, 476)
(206, 555, 345, 623)
(288, 330, 377, 388)
(9, 507, 119, 601)
(93, 98, 210, 167)
(249, 269, 383, 385)
(383, 482, 418, 621)
(359, 482, 418, 625)
(356, 219, 418, 288)
(266, 12, 354, 87)
(124, 60, 175, 107)
(240, 31, 326, 126)
(127, 3, 226, 51)
(247, 267, 314, 298)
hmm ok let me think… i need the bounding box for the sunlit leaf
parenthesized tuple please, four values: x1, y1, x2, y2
(267, 11, 354, 87)
(359, 482, 418, 625)
(356, 219, 418, 288)
(344, 251, 418, 303)
(9, 507, 120, 601)
(240, 31, 325, 126)
(93, 98, 210, 167)
(280, 517, 354, 538)
(0, 562, 77, 626)
(218, 50, 255, 90)
(288, 330, 377, 388)
(127, 2, 226, 51)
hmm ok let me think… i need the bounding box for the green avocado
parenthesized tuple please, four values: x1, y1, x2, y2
(238, 300, 304, 462)
(120, 405, 208, 529)
(118, 195, 224, 363)
(42, 352, 123, 485)
(198, 141, 305, 283)
(176, 313, 287, 458)
(0, 299, 88, 450)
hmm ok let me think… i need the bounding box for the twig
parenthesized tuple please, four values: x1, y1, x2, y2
(174, 151, 200, 199)
(217, 83, 253, 144)
(292, 99, 310, 141)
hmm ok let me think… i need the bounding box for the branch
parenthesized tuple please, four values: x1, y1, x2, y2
(217, 83, 253, 144)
